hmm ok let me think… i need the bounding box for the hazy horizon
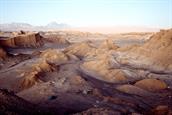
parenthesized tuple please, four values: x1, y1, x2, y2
(0, 0, 172, 29)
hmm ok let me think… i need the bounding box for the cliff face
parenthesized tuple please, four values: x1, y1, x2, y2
(0, 38, 15, 48)
(0, 33, 44, 48)
(0, 47, 6, 59)
(14, 33, 43, 48)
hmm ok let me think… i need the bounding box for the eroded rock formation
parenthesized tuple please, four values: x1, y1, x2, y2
(0, 29, 172, 114)
(0, 32, 44, 48)
(109, 29, 172, 86)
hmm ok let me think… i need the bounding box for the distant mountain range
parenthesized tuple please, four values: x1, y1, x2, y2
(0, 22, 70, 31)
(46, 22, 69, 29)
(0, 22, 162, 33)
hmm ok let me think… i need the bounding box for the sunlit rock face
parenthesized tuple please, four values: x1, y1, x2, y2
(64, 42, 96, 58)
(110, 29, 172, 83)
(114, 29, 172, 70)
(40, 49, 68, 64)
(80, 55, 128, 83)
(134, 78, 167, 92)
(0, 32, 44, 48)
(14, 33, 43, 48)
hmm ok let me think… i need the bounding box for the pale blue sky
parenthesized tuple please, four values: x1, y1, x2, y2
(0, 0, 172, 28)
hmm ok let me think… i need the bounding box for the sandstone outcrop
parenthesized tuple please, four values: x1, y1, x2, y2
(112, 29, 172, 73)
(81, 59, 127, 83)
(116, 84, 153, 96)
(110, 29, 172, 85)
(99, 39, 119, 50)
(134, 79, 167, 92)
(0, 49, 69, 92)
(0, 32, 44, 48)
(41, 49, 68, 64)
(64, 42, 96, 58)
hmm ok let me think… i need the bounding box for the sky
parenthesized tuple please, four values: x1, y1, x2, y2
(0, 0, 172, 28)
